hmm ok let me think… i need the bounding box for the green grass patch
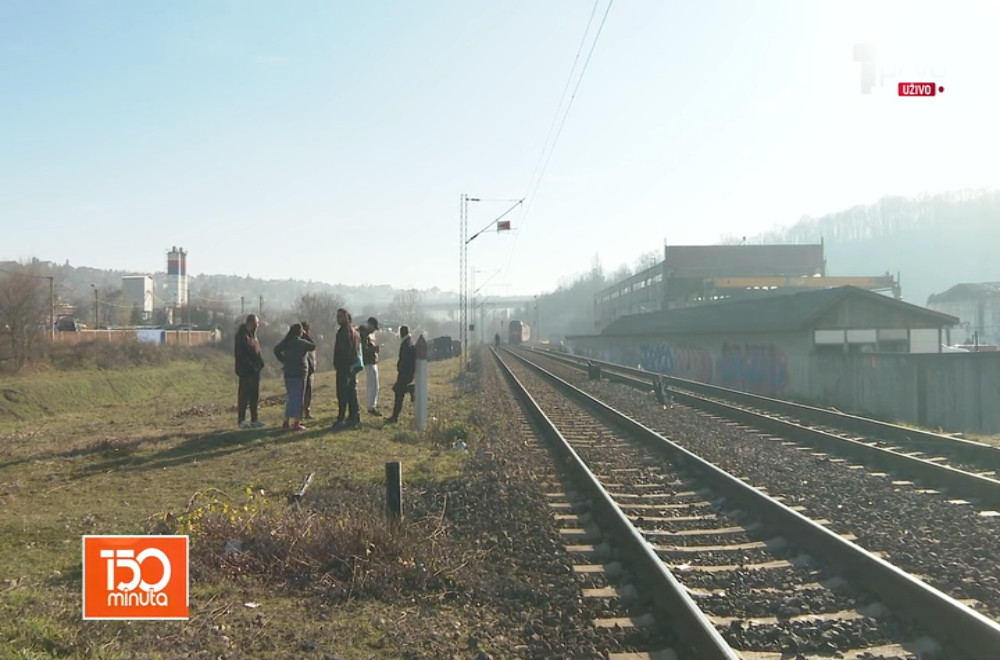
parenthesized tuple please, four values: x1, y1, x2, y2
(0, 350, 480, 658)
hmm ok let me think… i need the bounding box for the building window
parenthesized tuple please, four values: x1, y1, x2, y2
(814, 344, 845, 355)
(878, 339, 908, 353)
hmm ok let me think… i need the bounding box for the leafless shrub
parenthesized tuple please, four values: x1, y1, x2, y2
(0, 269, 49, 372)
(147, 486, 463, 601)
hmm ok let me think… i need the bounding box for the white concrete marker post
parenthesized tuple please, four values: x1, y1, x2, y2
(414, 335, 428, 430)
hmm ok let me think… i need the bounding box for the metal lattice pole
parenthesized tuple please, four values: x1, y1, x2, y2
(459, 194, 467, 371)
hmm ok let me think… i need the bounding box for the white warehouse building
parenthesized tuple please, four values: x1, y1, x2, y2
(122, 275, 154, 321)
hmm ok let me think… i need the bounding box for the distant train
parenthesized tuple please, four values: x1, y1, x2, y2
(508, 320, 531, 345)
(431, 336, 457, 361)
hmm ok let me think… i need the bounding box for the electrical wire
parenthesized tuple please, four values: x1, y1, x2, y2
(519, 0, 600, 213)
(501, 0, 616, 289)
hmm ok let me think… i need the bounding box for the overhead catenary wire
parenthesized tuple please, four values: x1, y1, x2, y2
(519, 0, 600, 213)
(468, 3, 601, 301)
(500, 0, 616, 287)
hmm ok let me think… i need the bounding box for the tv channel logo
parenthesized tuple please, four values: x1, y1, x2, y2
(82, 535, 189, 620)
(853, 42, 947, 96)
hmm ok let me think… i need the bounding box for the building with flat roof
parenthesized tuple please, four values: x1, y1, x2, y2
(122, 275, 154, 321)
(595, 243, 899, 330)
(927, 283, 1000, 346)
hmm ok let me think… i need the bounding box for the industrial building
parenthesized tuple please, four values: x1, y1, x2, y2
(165, 247, 188, 324)
(595, 243, 899, 330)
(927, 283, 1000, 346)
(566, 286, 1000, 433)
(570, 285, 958, 392)
(121, 275, 154, 321)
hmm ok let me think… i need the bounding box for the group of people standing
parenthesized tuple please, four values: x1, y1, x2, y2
(234, 310, 418, 432)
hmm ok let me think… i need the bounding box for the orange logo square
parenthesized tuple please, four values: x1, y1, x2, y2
(82, 535, 189, 620)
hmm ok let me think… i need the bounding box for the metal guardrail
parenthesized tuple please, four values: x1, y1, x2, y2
(491, 347, 739, 660)
(507, 347, 1000, 659)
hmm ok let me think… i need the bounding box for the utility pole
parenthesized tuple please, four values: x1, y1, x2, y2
(460, 194, 521, 368)
(48, 276, 54, 342)
(92, 286, 99, 328)
(241, 296, 246, 316)
(534, 295, 540, 342)
(258, 295, 264, 321)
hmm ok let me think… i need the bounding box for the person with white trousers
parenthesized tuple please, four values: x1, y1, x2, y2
(359, 316, 382, 416)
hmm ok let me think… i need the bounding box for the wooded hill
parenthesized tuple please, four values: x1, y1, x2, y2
(725, 189, 1000, 306)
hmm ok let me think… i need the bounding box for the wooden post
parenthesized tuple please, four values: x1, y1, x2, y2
(415, 335, 428, 430)
(385, 461, 402, 521)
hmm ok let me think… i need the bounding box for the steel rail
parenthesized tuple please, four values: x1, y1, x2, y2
(506, 347, 1000, 659)
(527, 348, 1000, 508)
(491, 347, 739, 660)
(534, 347, 1000, 470)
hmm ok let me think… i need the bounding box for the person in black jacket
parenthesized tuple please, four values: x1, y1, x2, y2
(331, 308, 362, 430)
(274, 323, 316, 432)
(234, 314, 266, 428)
(301, 321, 317, 420)
(385, 325, 416, 424)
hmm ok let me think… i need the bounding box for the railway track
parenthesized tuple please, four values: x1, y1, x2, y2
(495, 347, 1000, 659)
(521, 347, 1000, 508)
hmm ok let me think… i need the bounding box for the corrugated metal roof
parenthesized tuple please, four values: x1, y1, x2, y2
(663, 244, 824, 278)
(601, 286, 957, 336)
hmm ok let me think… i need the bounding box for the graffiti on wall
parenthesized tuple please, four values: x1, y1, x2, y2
(716, 342, 789, 393)
(639, 344, 714, 383)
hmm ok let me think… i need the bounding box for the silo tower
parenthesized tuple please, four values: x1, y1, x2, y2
(166, 247, 188, 308)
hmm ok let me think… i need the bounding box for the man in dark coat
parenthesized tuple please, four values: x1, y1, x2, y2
(301, 321, 317, 419)
(234, 314, 266, 428)
(385, 325, 416, 424)
(332, 308, 362, 430)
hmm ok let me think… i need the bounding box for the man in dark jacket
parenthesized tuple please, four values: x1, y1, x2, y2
(358, 316, 381, 416)
(385, 325, 416, 424)
(332, 308, 362, 430)
(234, 314, 266, 428)
(301, 321, 317, 419)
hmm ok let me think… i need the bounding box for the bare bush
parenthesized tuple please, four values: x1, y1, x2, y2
(291, 292, 345, 343)
(47, 341, 218, 371)
(149, 485, 460, 601)
(0, 269, 50, 372)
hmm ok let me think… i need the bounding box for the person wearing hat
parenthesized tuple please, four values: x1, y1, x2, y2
(358, 316, 382, 416)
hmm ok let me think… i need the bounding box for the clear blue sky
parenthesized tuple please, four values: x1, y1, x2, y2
(2, 1, 998, 297)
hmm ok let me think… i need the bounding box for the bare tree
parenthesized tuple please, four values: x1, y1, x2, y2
(0, 270, 50, 371)
(388, 289, 423, 324)
(634, 250, 660, 272)
(188, 287, 234, 326)
(292, 292, 345, 343)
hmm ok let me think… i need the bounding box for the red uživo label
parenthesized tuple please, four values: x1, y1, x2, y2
(898, 82, 939, 97)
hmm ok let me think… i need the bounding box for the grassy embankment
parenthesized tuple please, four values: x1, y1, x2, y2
(0, 348, 479, 659)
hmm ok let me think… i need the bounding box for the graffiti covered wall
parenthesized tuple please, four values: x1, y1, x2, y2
(570, 333, 801, 396)
(637, 341, 790, 394)
(716, 342, 789, 393)
(639, 344, 714, 383)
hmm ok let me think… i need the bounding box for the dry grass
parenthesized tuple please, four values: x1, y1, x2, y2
(0, 348, 481, 659)
(144, 484, 462, 603)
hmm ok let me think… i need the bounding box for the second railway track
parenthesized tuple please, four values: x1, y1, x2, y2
(495, 347, 1000, 659)
(530, 347, 1000, 483)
